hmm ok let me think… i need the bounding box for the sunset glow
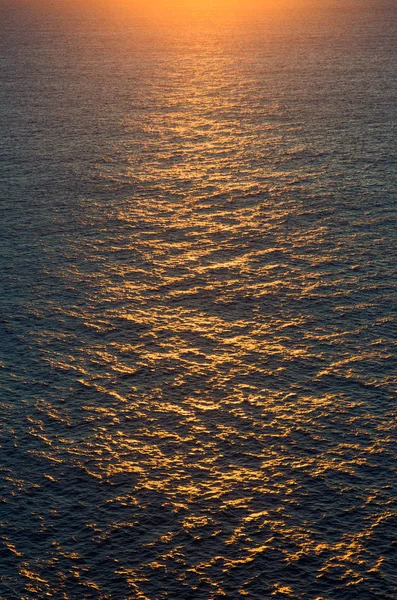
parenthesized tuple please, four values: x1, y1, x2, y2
(43, 0, 303, 23)
(1, 0, 396, 597)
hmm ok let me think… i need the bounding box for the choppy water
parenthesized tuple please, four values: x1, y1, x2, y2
(1, 1, 396, 598)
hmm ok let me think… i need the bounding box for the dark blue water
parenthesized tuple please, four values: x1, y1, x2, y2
(1, 0, 396, 598)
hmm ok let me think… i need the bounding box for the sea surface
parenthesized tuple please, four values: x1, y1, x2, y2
(0, 0, 396, 598)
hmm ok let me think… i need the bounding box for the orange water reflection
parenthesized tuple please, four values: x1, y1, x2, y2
(4, 0, 395, 596)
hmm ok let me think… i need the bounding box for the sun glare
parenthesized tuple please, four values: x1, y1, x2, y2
(69, 0, 294, 24)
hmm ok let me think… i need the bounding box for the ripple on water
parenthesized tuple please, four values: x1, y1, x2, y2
(0, 0, 396, 598)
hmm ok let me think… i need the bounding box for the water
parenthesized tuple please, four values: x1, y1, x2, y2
(0, 0, 396, 598)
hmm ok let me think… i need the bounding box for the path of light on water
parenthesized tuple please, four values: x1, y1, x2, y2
(0, 0, 396, 598)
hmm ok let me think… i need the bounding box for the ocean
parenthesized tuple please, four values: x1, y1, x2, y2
(0, 0, 396, 597)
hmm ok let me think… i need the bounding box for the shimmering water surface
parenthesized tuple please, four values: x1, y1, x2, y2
(1, 1, 396, 598)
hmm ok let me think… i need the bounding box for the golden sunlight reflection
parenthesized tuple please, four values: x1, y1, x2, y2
(52, 0, 309, 26)
(2, 0, 395, 596)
